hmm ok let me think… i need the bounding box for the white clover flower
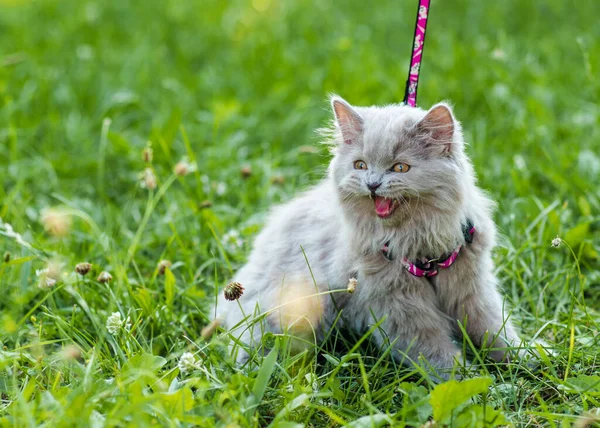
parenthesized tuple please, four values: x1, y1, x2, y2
(223, 229, 243, 251)
(178, 352, 201, 374)
(215, 182, 227, 196)
(174, 157, 197, 176)
(551, 236, 562, 248)
(36, 268, 49, 277)
(106, 312, 131, 335)
(36, 263, 62, 288)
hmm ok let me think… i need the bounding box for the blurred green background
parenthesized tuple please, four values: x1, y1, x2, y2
(1, 0, 599, 425)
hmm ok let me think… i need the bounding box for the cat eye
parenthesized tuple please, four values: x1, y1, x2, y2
(391, 163, 411, 173)
(354, 160, 368, 170)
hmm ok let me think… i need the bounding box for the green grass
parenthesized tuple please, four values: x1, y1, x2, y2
(1, 0, 599, 425)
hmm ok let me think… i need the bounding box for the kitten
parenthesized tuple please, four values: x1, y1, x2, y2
(215, 96, 521, 378)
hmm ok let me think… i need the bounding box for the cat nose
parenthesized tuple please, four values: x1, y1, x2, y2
(367, 182, 381, 192)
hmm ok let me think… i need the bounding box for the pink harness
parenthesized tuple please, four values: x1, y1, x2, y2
(382, 222, 476, 278)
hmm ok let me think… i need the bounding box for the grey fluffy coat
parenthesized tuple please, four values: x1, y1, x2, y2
(215, 97, 521, 376)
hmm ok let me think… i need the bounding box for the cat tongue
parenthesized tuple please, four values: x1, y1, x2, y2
(374, 196, 394, 217)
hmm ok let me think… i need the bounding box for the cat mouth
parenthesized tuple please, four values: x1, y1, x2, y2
(374, 196, 400, 218)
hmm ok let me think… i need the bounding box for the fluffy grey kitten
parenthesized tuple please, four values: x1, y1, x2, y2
(215, 96, 521, 377)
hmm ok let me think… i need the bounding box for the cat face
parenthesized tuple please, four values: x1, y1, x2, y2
(329, 97, 467, 225)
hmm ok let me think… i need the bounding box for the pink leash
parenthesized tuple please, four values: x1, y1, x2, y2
(403, 0, 431, 108)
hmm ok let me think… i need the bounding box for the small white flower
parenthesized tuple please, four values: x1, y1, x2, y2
(173, 157, 197, 176)
(347, 277, 357, 293)
(223, 229, 243, 251)
(139, 168, 157, 190)
(36, 268, 49, 277)
(106, 312, 131, 335)
(36, 263, 62, 288)
(97, 271, 113, 283)
(215, 182, 227, 196)
(551, 236, 562, 248)
(178, 352, 201, 374)
(491, 48, 507, 60)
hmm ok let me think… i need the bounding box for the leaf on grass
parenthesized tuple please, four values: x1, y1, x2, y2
(161, 387, 195, 417)
(578, 196, 592, 217)
(270, 422, 304, 428)
(398, 382, 432, 424)
(430, 377, 492, 423)
(454, 404, 510, 427)
(271, 394, 309, 424)
(251, 343, 279, 407)
(120, 353, 167, 385)
(133, 287, 153, 317)
(164, 267, 176, 308)
(3, 256, 36, 266)
(561, 375, 600, 396)
(564, 222, 589, 248)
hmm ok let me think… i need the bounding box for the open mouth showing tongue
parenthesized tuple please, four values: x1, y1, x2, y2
(374, 196, 400, 218)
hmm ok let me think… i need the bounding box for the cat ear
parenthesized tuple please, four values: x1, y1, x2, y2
(331, 96, 363, 145)
(415, 103, 456, 155)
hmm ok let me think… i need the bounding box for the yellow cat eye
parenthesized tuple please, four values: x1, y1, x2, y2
(392, 162, 411, 173)
(354, 160, 368, 170)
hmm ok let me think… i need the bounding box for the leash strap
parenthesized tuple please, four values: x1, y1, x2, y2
(403, 0, 431, 107)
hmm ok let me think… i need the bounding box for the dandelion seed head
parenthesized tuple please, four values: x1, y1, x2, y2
(142, 142, 153, 163)
(275, 278, 324, 353)
(347, 277, 357, 293)
(224, 281, 244, 301)
(271, 175, 285, 185)
(97, 271, 113, 283)
(75, 262, 92, 276)
(201, 319, 220, 339)
(157, 259, 172, 275)
(41, 207, 72, 238)
(61, 344, 82, 360)
(199, 200, 212, 209)
(240, 166, 252, 178)
(551, 236, 562, 248)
